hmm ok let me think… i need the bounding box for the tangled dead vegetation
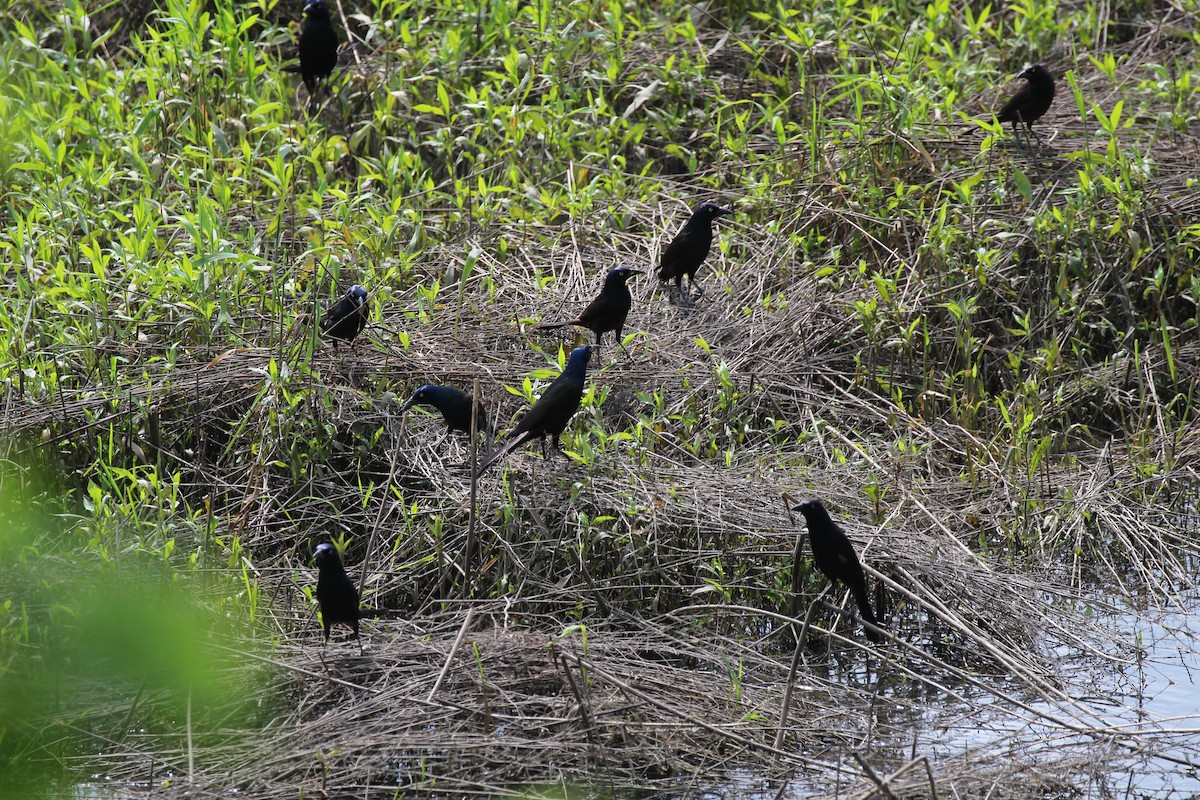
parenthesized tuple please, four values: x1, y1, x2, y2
(5, 14, 1200, 800)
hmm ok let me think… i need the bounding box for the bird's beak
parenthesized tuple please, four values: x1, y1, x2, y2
(790, 504, 805, 513)
(627, 269, 644, 276)
(717, 206, 734, 217)
(398, 396, 416, 414)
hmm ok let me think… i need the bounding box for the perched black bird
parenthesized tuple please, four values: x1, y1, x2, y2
(313, 543, 361, 653)
(657, 202, 732, 306)
(296, 0, 338, 103)
(400, 385, 490, 436)
(476, 345, 594, 475)
(994, 64, 1055, 135)
(792, 499, 884, 643)
(538, 266, 643, 350)
(320, 285, 368, 349)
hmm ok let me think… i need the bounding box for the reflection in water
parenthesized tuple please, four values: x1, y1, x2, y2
(902, 587, 1200, 797)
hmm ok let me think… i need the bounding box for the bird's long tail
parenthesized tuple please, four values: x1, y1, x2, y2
(474, 430, 532, 476)
(852, 578, 884, 643)
(537, 321, 574, 331)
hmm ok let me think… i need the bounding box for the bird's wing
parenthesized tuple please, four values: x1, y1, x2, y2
(512, 377, 582, 437)
(832, 550, 857, 571)
(575, 293, 616, 328)
(319, 300, 343, 331)
(657, 229, 693, 279)
(476, 373, 584, 474)
(995, 83, 1031, 122)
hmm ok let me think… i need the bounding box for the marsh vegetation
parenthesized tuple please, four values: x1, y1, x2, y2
(1, 0, 1198, 796)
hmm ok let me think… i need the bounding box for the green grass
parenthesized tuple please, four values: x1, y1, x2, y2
(1, 0, 1199, 794)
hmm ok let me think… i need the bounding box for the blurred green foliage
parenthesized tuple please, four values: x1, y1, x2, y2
(0, 460, 272, 797)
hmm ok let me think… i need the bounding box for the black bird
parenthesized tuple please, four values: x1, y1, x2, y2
(476, 345, 594, 475)
(792, 498, 884, 643)
(994, 64, 1055, 135)
(320, 284, 368, 349)
(313, 543, 361, 653)
(657, 202, 733, 306)
(296, 0, 338, 104)
(538, 266, 643, 350)
(400, 385, 490, 436)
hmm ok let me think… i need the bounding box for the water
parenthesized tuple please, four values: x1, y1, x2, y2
(906, 586, 1200, 797)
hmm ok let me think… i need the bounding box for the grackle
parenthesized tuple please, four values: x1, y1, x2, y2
(538, 266, 642, 351)
(314, 543, 361, 653)
(400, 385, 490, 436)
(296, 0, 338, 105)
(994, 64, 1055, 136)
(792, 498, 884, 643)
(476, 345, 594, 475)
(657, 202, 732, 306)
(320, 285, 368, 349)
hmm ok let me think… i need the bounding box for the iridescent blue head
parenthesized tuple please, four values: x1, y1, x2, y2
(314, 542, 340, 565)
(604, 266, 643, 287)
(400, 384, 456, 413)
(564, 345, 594, 378)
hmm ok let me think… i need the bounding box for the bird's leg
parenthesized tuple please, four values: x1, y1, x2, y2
(1024, 123, 1049, 185)
(669, 280, 683, 306)
(671, 279, 687, 307)
(306, 80, 325, 116)
(1011, 120, 1030, 150)
(677, 276, 698, 308)
(610, 328, 635, 361)
(1029, 123, 1046, 150)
